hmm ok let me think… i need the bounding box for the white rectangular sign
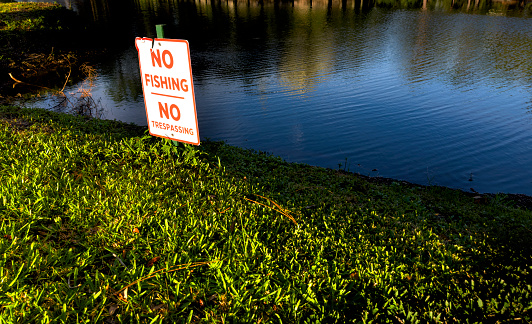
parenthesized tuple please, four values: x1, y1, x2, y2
(135, 37, 200, 145)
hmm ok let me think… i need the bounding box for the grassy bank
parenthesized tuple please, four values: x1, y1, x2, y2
(0, 2, 102, 99)
(0, 105, 531, 323)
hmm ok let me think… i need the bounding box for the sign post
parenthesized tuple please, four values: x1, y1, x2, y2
(135, 35, 200, 145)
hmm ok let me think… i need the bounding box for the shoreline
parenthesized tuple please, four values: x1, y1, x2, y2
(348, 172, 532, 211)
(2, 105, 532, 211)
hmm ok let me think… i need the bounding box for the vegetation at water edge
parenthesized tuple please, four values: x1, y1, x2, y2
(0, 106, 531, 322)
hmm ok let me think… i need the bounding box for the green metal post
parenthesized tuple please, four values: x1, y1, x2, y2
(156, 24, 166, 38)
(155, 24, 181, 146)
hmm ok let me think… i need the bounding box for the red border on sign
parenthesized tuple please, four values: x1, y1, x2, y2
(136, 37, 200, 145)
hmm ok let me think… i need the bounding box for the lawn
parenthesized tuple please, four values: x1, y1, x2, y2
(0, 105, 531, 323)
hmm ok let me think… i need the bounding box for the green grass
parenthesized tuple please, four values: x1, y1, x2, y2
(0, 2, 77, 52)
(0, 105, 531, 323)
(0, 2, 74, 32)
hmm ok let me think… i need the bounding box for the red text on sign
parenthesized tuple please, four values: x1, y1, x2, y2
(159, 102, 181, 121)
(151, 121, 194, 135)
(151, 49, 174, 69)
(144, 74, 188, 91)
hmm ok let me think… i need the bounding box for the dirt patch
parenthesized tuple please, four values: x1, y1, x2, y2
(500, 193, 532, 211)
(0, 117, 33, 131)
(345, 171, 532, 211)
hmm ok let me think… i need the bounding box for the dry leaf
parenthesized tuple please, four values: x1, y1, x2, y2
(108, 304, 119, 315)
(8, 73, 23, 84)
(117, 287, 128, 302)
(150, 304, 166, 312)
(146, 256, 161, 267)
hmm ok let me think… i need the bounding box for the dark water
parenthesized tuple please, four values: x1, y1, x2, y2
(19, 0, 532, 195)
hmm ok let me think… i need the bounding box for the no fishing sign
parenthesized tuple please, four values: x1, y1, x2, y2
(135, 37, 200, 145)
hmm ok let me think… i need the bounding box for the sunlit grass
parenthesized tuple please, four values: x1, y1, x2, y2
(0, 106, 531, 323)
(0, 2, 69, 32)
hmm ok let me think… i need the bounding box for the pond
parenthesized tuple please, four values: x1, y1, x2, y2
(18, 0, 532, 195)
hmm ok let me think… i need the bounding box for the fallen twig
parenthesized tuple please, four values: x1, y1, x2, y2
(9, 73, 57, 92)
(113, 260, 215, 296)
(112, 253, 129, 271)
(244, 194, 298, 225)
(60, 58, 72, 93)
(67, 277, 82, 289)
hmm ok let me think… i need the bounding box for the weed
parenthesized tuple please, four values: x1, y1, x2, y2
(53, 63, 103, 118)
(425, 166, 436, 186)
(11, 61, 103, 118)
